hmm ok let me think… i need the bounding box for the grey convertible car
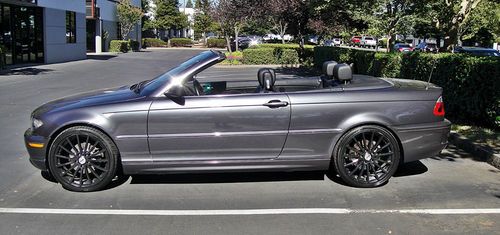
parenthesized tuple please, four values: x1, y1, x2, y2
(25, 50, 451, 192)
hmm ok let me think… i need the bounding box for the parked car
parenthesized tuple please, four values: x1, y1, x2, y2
(324, 38, 342, 47)
(25, 50, 450, 191)
(230, 36, 256, 51)
(350, 36, 362, 47)
(394, 43, 414, 53)
(415, 42, 438, 53)
(306, 35, 320, 45)
(361, 36, 377, 48)
(453, 47, 500, 57)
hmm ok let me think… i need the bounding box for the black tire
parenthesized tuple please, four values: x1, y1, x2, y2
(48, 126, 118, 192)
(332, 125, 400, 188)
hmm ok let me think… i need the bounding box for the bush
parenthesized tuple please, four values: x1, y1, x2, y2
(257, 43, 314, 50)
(170, 38, 193, 47)
(128, 40, 140, 52)
(276, 48, 299, 65)
(207, 38, 226, 48)
(142, 38, 167, 48)
(221, 51, 243, 65)
(313, 46, 500, 129)
(243, 48, 277, 64)
(110, 40, 129, 53)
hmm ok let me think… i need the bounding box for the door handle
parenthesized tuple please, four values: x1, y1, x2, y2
(263, 100, 289, 108)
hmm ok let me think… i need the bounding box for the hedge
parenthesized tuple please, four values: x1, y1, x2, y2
(314, 46, 500, 129)
(207, 38, 226, 48)
(110, 40, 129, 53)
(142, 38, 167, 48)
(243, 48, 277, 64)
(129, 40, 140, 52)
(170, 38, 193, 47)
(256, 43, 315, 50)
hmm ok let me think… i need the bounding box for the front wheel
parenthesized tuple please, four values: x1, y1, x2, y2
(332, 125, 400, 187)
(48, 126, 118, 192)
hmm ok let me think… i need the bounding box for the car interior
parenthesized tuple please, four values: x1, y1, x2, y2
(184, 61, 355, 96)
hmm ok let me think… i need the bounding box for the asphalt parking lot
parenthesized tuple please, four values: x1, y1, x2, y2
(0, 49, 499, 234)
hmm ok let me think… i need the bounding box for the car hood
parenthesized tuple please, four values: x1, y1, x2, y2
(33, 85, 139, 117)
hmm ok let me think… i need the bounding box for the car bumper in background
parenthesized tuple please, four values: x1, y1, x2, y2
(24, 128, 48, 171)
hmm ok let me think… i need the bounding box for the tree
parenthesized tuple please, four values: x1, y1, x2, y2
(117, 0, 143, 40)
(460, 0, 500, 47)
(186, 0, 193, 8)
(211, 0, 235, 52)
(265, 0, 301, 44)
(193, 0, 213, 45)
(152, 0, 189, 39)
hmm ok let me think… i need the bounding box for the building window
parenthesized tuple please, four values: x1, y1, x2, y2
(66, 11, 76, 43)
(116, 22, 122, 40)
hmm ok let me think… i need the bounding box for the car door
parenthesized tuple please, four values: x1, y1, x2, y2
(148, 92, 291, 162)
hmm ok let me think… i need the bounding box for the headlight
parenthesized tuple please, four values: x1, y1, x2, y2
(32, 118, 44, 129)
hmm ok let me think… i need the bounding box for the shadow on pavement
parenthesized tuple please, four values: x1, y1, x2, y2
(0, 67, 53, 76)
(431, 144, 487, 162)
(86, 54, 117, 61)
(394, 161, 428, 177)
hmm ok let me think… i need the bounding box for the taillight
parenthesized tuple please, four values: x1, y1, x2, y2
(433, 96, 445, 117)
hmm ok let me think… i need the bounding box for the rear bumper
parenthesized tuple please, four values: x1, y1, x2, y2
(393, 119, 451, 163)
(24, 128, 48, 171)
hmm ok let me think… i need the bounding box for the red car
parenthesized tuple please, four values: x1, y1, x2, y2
(350, 36, 362, 47)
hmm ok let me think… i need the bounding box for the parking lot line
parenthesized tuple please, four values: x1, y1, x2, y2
(0, 208, 499, 216)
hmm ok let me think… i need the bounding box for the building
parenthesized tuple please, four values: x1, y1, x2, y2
(176, 7, 194, 39)
(0, 0, 141, 66)
(86, 0, 141, 53)
(0, 0, 85, 65)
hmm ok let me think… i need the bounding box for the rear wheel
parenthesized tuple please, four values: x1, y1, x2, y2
(333, 125, 400, 187)
(48, 126, 118, 192)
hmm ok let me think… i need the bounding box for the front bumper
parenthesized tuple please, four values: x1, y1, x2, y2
(24, 128, 48, 171)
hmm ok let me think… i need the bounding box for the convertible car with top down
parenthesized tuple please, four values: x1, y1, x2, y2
(25, 50, 451, 191)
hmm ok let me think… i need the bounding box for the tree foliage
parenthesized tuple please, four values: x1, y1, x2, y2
(117, 0, 143, 40)
(151, 0, 188, 33)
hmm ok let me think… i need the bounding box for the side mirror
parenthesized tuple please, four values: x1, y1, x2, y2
(163, 85, 183, 98)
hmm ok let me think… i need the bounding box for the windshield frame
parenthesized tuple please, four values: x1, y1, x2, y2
(139, 50, 225, 97)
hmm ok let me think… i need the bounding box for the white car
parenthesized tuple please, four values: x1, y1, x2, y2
(361, 36, 377, 48)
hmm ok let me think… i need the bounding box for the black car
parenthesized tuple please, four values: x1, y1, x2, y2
(453, 47, 500, 57)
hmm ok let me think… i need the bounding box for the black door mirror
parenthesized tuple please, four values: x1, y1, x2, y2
(164, 86, 185, 105)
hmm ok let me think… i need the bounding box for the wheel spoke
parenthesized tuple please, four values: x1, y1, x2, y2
(90, 149, 105, 157)
(58, 146, 73, 155)
(90, 163, 108, 172)
(376, 142, 391, 152)
(371, 135, 384, 152)
(55, 154, 70, 160)
(348, 164, 362, 176)
(369, 132, 375, 150)
(346, 146, 363, 156)
(344, 161, 357, 167)
(79, 167, 84, 187)
(375, 151, 393, 157)
(88, 166, 102, 180)
(55, 162, 72, 168)
(76, 134, 82, 152)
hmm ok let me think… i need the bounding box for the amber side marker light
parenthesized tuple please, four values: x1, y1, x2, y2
(28, 142, 44, 148)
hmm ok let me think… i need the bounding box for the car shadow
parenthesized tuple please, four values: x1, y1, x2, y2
(86, 54, 117, 61)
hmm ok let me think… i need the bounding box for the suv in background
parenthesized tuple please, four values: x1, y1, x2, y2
(361, 36, 377, 48)
(324, 38, 342, 47)
(415, 42, 438, 53)
(394, 43, 414, 53)
(350, 36, 362, 47)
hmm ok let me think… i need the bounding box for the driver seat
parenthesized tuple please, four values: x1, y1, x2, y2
(256, 68, 276, 93)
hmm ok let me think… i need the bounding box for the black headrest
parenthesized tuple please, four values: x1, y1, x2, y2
(322, 61, 337, 79)
(257, 68, 276, 91)
(333, 63, 353, 82)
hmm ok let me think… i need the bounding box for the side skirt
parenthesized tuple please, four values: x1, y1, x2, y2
(122, 158, 331, 175)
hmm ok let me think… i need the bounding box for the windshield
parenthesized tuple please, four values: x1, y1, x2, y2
(140, 51, 217, 95)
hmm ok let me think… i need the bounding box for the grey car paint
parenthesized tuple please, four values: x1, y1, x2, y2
(25, 50, 450, 175)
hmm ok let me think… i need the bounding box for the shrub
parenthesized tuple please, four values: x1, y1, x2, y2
(170, 38, 193, 47)
(207, 38, 226, 48)
(128, 40, 140, 52)
(243, 48, 277, 64)
(222, 51, 243, 64)
(142, 38, 167, 48)
(313, 46, 500, 129)
(276, 48, 300, 65)
(110, 40, 129, 52)
(257, 43, 314, 50)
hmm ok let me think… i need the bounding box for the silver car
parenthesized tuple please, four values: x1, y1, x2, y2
(25, 51, 451, 191)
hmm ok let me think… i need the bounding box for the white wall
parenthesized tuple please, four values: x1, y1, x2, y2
(37, 0, 85, 13)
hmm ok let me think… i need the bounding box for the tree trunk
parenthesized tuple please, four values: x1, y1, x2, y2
(234, 27, 239, 52)
(202, 32, 207, 46)
(386, 35, 392, 52)
(444, 0, 482, 50)
(225, 35, 232, 63)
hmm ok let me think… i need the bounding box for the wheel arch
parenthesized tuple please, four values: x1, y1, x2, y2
(330, 122, 405, 166)
(45, 122, 123, 174)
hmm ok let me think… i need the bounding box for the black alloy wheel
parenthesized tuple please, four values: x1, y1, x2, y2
(48, 126, 118, 192)
(333, 125, 400, 187)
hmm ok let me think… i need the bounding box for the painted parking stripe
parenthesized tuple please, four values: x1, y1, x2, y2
(0, 208, 499, 216)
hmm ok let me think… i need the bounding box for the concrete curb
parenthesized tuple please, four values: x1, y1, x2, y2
(448, 131, 500, 169)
